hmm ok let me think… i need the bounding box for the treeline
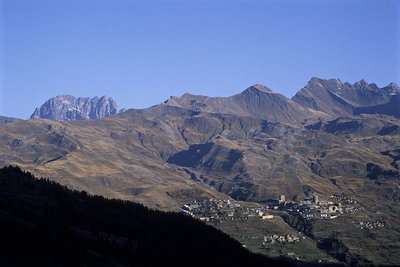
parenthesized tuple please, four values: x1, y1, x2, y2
(0, 166, 293, 267)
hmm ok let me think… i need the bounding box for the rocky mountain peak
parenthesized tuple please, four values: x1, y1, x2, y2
(242, 84, 273, 94)
(293, 77, 399, 117)
(388, 82, 399, 89)
(30, 95, 120, 121)
(307, 77, 324, 86)
(355, 79, 369, 87)
(382, 82, 400, 95)
(162, 83, 315, 124)
(353, 79, 380, 92)
(305, 77, 343, 88)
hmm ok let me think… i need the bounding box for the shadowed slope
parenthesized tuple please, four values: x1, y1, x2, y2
(0, 166, 293, 267)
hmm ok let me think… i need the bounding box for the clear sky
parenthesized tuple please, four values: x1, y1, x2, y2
(1, 0, 399, 119)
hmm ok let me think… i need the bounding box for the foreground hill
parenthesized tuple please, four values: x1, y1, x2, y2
(0, 166, 294, 267)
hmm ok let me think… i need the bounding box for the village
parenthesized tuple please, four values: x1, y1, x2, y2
(181, 198, 267, 223)
(266, 194, 344, 220)
(181, 193, 359, 223)
(181, 193, 368, 259)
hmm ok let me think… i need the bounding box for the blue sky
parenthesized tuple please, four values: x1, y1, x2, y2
(1, 0, 399, 119)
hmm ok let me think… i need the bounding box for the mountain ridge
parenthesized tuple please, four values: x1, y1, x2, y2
(164, 84, 319, 125)
(292, 78, 399, 117)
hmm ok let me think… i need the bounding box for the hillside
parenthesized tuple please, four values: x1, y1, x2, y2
(0, 166, 294, 267)
(1, 104, 399, 207)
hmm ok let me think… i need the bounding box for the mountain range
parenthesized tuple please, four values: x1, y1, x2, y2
(164, 84, 320, 125)
(292, 78, 399, 117)
(1, 77, 399, 266)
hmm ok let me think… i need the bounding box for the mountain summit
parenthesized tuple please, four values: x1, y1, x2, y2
(242, 83, 273, 93)
(164, 84, 316, 124)
(30, 95, 120, 121)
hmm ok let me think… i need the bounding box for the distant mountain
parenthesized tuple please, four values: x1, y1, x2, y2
(292, 78, 399, 117)
(164, 84, 319, 125)
(0, 116, 21, 125)
(30, 95, 120, 121)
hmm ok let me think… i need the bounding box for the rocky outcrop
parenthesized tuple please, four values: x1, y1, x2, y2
(30, 95, 120, 121)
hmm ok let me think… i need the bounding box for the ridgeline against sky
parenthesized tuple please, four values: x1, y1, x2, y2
(1, 0, 399, 118)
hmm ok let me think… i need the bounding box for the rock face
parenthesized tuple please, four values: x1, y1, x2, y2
(292, 78, 399, 116)
(164, 84, 318, 125)
(30, 95, 120, 121)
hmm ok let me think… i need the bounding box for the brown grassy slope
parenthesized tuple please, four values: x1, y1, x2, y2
(0, 108, 398, 210)
(1, 106, 399, 265)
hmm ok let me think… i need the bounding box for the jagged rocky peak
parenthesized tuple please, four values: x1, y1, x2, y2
(305, 77, 394, 94)
(353, 79, 380, 92)
(382, 82, 400, 95)
(30, 95, 120, 121)
(354, 79, 369, 87)
(305, 77, 343, 88)
(307, 77, 327, 86)
(388, 82, 400, 89)
(293, 77, 400, 117)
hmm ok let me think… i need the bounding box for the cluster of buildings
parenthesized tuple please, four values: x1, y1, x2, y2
(265, 194, 353, 220)
(181, 198, 274, 222)
(263, 234, 300, 244)
(181, 193, 358, 222)
(359, 220, 384, 230)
